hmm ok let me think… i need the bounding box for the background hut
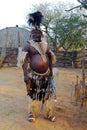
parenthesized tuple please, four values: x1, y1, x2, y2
(0, 26, 30, 67)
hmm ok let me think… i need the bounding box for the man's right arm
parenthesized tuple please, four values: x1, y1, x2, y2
(22, 41, 31, 84)
(22, 53, 30, 83)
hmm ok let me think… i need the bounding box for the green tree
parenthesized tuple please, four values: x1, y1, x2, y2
(54, 13, 87, 50)
(27, 2, 87, 50)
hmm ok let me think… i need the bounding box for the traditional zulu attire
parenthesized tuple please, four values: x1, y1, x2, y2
(22, 11, 56, 122)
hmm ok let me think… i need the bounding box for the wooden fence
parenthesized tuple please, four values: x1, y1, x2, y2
(53, 49, 87, 68)
(0, 47, 87, 68)
(74, 49, 87, 68)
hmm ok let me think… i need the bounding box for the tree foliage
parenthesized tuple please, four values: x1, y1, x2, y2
(66, 0, 87, 16)
(27, 2, 87, 50)
(77, 0, 87, 9)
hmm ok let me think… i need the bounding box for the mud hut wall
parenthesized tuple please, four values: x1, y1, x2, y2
(0, 47, 18, 67)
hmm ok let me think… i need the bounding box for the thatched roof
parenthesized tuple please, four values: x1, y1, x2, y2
(0, 27, 30, 48)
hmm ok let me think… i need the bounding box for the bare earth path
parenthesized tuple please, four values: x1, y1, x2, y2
(0, 67, 87, 130)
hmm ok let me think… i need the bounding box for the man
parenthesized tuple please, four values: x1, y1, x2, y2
(22, 11, 56, 122)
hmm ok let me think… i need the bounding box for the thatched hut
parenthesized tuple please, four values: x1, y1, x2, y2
(0, 26, 30, 67)
(0, 26, 30, 48)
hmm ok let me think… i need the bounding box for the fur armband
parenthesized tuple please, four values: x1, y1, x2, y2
(49, 50, 56, 64)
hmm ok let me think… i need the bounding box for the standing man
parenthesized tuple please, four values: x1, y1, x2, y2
(22, 11, 56, 122)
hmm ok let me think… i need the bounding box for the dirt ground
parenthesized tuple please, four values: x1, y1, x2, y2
(0, 67, 87, 130)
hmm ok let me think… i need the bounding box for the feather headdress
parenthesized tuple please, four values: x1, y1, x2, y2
(27, 11, 43, 28)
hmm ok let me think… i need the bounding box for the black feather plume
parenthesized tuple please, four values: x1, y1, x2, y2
(27, 11, 43, 28)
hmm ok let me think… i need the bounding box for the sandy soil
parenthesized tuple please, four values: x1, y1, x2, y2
(0, 67, 87, 130)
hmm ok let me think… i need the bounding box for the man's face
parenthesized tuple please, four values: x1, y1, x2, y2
(31, 30, 42, 41)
